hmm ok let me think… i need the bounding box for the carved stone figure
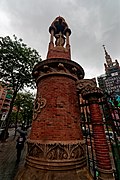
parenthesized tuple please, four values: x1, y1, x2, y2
(55, 32, 65, 46)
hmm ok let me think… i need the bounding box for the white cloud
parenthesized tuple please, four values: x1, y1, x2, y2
(0, 0, 119, 80)
(0, 10, 12, 36)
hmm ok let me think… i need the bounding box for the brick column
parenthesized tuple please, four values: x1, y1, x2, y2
(15, 59, 93, 180)
(15, 16, 93, 180)
(77, 79, 114, 180)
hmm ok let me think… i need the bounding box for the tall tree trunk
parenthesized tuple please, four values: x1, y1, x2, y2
(3, 90, 17, 140)
(14, 105, 20, 137)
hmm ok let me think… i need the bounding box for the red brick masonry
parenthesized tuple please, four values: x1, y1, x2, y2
(30, 75, 83, 141)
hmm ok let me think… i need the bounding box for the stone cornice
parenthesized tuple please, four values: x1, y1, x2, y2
(32, 58, 84, 84)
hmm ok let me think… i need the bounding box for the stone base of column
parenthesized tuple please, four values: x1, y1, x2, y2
(15, 166, 93, 180)
(15, 140, 93, 180)
(98, 168, 114, 180)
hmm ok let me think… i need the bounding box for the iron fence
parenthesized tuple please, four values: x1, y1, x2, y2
(79, 95, 120, 180)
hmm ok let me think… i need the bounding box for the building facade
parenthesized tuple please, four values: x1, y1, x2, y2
(97, 46, 120, 107)
(0, 82, 13, 126)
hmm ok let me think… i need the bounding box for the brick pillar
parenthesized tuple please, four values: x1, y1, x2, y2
(15, 16, 93, 180)
(15, 59, 93, 180)
(30, 75, 83, 141)
(77, 79, 114, 180)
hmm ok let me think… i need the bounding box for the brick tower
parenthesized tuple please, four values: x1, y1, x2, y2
(15, 16, 92, 180)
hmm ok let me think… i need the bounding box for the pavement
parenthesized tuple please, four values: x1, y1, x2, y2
(0, 128, 27, 180)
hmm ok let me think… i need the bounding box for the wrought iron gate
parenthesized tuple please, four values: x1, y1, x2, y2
(79, 94, 120, 180)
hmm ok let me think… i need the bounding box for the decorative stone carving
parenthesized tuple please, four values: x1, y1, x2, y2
(43, 65, 49, 70)
(28, 142, 44, 158)
(33, 95, 46, 120)
(76, 79, 103, 99)
(70, 144, 84, 159)
(55, 32, 65, 47)
(49, 16, 71, 47)
(33, 59, 85, 83)
(58, 63, 64, 68)
(72, 67, 77, 72)
(57, 63, 70, 74)
(27, 141, 85, 161)
(47, 16, 72, 60)
(46, 144, 68, 160)
(76, 79, 97, 91)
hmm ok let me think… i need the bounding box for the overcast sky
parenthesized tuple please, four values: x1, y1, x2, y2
(0, 0, 120, 79)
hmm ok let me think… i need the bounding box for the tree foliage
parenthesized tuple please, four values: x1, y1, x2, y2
(9, 92, 34, 136)
(0, 35, 41, 139)
(0, 35, 41, 91)
(10, 92, 34, 129)
(15, 91, 34, 125)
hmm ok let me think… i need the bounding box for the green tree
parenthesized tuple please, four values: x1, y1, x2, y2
(10, 92, 34, 136)
(12, 92, 24, 136)
(18, 91, 34, 128)
(0, 35, 41, 139)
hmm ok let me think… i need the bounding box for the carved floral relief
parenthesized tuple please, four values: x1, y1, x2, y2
(33, 95, 46, 120)
(27, 142, 85, 161)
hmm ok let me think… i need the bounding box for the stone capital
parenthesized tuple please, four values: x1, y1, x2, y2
(76, 79, 103, 99)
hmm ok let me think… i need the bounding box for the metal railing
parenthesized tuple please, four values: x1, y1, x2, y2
(79, 96, 120, 180)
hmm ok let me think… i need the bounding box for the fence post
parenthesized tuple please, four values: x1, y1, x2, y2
(77, 79, 114, 180)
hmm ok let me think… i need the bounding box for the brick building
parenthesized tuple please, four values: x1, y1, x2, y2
(0, 82, 13, 126)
